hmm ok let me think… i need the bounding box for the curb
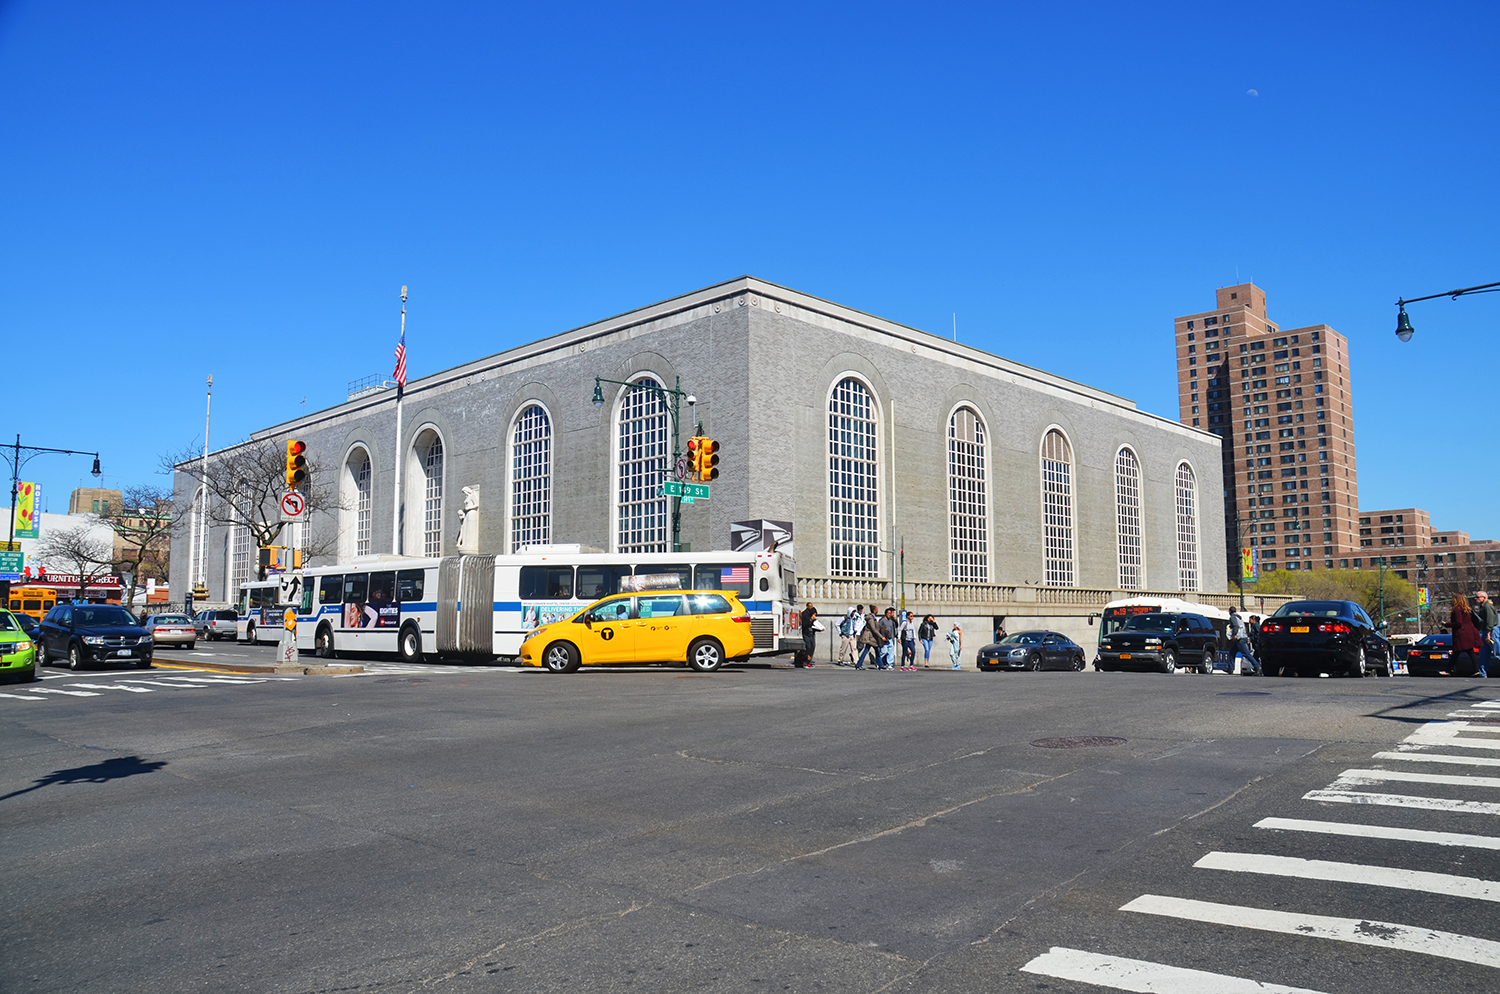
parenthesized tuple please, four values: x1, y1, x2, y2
(153, 659, 364, 676)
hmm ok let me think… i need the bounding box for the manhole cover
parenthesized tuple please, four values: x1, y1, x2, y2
(1031, 736, 1126, 749)
(1218, 691, 1272, 697)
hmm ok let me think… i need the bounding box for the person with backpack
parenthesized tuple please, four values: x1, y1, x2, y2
(836, 607, 860, 666)
(796, 604, 819, 667)
(946, 623, 963, 669)
(918, 615, 938, 667)
(1228, 611, 1261, 675)
(855, 606, 883, 670)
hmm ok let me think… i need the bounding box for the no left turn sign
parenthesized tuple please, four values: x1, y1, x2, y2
(281, 491, 306, 519)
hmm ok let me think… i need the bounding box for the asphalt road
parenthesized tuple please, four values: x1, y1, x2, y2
(2, 651, 1497, 994)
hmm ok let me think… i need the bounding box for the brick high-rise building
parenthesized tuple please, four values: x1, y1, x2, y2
(1173, 284, 1359, 578)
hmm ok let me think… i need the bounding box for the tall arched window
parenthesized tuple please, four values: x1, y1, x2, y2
(829, 377, 879, 577)
(617, 377, 669, 553)
(1176, 462, 1199, 592)
(1115, 447, 1143, 589)
(948, 407, 988, 583)
(406, 429, 444, 557)
(229, 524, 251, 597)
(340, 447, 372, 561)
(511, 405, 551, 551)
(1041, 430, 1075, 586)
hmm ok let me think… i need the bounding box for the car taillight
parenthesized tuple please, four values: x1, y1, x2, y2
(1261, 622, 1283, 633)
(731, 615, 751, 623)
(1317, 622, 1351, 634)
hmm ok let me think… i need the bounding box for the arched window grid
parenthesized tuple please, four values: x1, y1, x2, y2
(616, 377, 669, 553)
(354, 450, 372, 558)
(229, 524, 251, 595)
(1041, 429, 1075, 587)
(1176, 461, 1199, 592)
(828, 377, 880, 577)
(1115, 446, 1143, 590)
(419, 433, 444, 557)
(510, 404, 552, 552)
(948, 406, 988, 583)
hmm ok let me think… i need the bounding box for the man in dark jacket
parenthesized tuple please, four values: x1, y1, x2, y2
(798, 604, 819, 668)
(878, 607, 899, 669)
(1475, 591, 1497, 678)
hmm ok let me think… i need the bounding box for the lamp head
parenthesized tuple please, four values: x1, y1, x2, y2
(686, 394, 696, 406)
(91, 455, 102, 478)
(1395, 303, 1414, 343)
(591, 380, 605, 409)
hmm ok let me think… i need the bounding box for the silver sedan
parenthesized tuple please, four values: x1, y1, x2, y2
(142, 614, 197, 649)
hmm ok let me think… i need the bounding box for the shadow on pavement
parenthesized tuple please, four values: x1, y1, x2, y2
(0, 755, 167, 803)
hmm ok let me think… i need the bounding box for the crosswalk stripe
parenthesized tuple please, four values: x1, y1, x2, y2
(1401, 735, 1500, 752)
(1304, 788, 1500, 816)
(67, 683, 153, 693)
(1335, 768, 1500, 790)
(1255, 816, 1500, 850)
(1195, 851, 1500, 903)
(1121, 894, 1500, 969)
(1019, 946, 1329, 993)
(1379, 749, 1500, 768)
(24, 687, 100, 697)
(0, 692, 46, 701)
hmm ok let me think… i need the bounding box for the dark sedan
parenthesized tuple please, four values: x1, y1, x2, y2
(977, 631, 1086, 672)
(38, 604, 154, 671)
(1404, 633, 1475, 677)
(1258, 599, 1393, 678)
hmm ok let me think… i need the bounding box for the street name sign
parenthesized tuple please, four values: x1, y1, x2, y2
(662, 481, 710, 500)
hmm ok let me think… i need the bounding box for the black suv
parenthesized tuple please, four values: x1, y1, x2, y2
(1096, 612, 1220, 674)
(39, 604, 153, 671)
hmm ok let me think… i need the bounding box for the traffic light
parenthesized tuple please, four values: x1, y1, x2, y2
(687, 436, 704, 481)
(701, 438, 719, 481)
(285, 439, 308, 489)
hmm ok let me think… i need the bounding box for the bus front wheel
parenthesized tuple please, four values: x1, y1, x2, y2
(398, 624, 423, 663)
(245, 623, 256, 644)
(315, 625, 336, 659)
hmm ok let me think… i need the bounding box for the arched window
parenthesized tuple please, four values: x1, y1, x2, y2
(1115, 447, 1143, 589)
(229, 524, 251, 597)
(828, 378, 879, 577)
(340, 447, 372, 561)
(510, 405, 551, 551)
(406, 429, 444, 557)
(948, 407, 988, 582)
(1041, 430, 1074, 586)
(617, 377, 669, 553)
(1176, 462, 1199, 591)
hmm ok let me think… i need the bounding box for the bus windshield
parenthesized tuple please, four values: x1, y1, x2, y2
(1101, 605, 1160, 637)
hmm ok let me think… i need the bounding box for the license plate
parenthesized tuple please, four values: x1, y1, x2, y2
(1431, 654, 1443, 659)
(1291, 626, 1310, 633)
(1120, 653, 1131, 660)
(116, 649, 132, 657)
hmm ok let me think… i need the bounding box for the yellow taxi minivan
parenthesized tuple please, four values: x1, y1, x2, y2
(520, 590, 754, 673)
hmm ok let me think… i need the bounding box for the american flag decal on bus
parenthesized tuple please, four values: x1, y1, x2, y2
(721, 566, 750, 584)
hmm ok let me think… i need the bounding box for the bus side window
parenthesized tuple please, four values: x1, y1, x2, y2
(397, 569, 425, 602)
(319, 575, 343, 606)
(344, 574, 368, 604)
(300, 586, 314, 613)
(520, 566, 573, 600)
(576, 565, 629, 601)
(694, 564, 752, 599)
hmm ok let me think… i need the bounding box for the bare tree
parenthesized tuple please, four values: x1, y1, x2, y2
(166, 438, 342, 580)
(98, 483, 175, 609)
(34, 521, 117, 602)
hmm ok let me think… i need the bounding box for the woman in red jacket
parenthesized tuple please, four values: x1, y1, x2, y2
(1450, 593, 1484, 676)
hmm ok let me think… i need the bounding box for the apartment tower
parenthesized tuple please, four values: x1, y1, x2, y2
(1174, 284, 1359, 577)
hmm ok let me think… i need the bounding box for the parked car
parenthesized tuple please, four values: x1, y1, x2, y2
(977, 631, 1086, 671)
(0, 609, 38, 683)
(1258, 599, 1393, 678)
(193, 608, 239, 641)
(520, 590, 754, 673)
(14, 611, 42, 643)
(1096, 612, 1220, 674)
(1404, 633, 1470, 677)
(142, 613, 197, 649)
(39, 604, 153, 671)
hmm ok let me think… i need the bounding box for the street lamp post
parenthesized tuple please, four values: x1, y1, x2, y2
(4, 434, 102, 568)
(591, 376, 696, 554)
(1394, 281, 1500, 342)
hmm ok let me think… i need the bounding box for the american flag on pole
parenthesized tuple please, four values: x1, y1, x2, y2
(393, 328, 407, 394)
(720, 566, 750, 585)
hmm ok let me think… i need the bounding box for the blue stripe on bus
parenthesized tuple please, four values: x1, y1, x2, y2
(495, 601, 521, 611)
(401, 602, 437, 612)
(742, 600, 771, 611)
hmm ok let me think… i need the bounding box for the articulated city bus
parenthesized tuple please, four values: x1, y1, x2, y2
(292, 546, 798, 663)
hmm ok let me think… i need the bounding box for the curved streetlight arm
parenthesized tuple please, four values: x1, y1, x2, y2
(6, 434, 103, 553)
(1396, 281, 1500, 307)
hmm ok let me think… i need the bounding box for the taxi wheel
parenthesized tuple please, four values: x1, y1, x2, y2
(688, 638, 724, 673)
(543, 642, 580, 674)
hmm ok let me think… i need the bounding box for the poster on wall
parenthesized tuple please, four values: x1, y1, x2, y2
(730, 519, 794, 557)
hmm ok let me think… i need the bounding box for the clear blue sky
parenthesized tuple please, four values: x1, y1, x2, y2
(3, 1, 1496, 539)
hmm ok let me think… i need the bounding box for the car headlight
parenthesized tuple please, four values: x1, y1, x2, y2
(1009, 649, 1026, 656)
(1144, 638, 1162, 644)
(8, 641, 33, 653)
(84, 636, 105, 645)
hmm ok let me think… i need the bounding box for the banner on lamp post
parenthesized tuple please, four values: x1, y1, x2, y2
(12, 482, 39, 539)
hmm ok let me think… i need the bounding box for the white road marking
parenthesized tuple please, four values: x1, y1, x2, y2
(0, 692, 46, 701)
(1019, 946, 1329, 993)
(1401, 735, 1500, 752)
(1196, 851, 1500, 902)
(1303, 788, 1500, 815)
(24, 687, 100, 697)
(1378, 750, 1500, 768)
(1122, 894, 1500, 969)
(1334, 768, 1500, 789)
(67, 683, 153, 693)
(149, 676, 264, 684)
(1255, 816, 1500, 850)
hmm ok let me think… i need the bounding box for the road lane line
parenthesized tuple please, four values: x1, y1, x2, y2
(1121, 895, 1500, 969)
(1019, 947, 1329, 993)
(1335, 768, 1500, 789)
(1255, 816, 1500, 850)
(0, 692, 46, 701)
(1196, 851, 1500, 902)
(1379, 750, 1500, 767)
(67, 683, 153, 693)
(1303, 789, 1500, 816)
(1400, 735, 1500, 752)
(24, 687, 101, 697)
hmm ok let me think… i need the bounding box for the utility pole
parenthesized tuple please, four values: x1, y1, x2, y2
(392, 286, 407, 555)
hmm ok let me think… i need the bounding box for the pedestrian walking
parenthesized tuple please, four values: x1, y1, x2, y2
(1227, 611, 1261, 675)
(898, 611, 917, 669)
(947, 623, 963, 669)
(836, 607, 860, 666)
(1450, 593, 1485, 677)
(878, 607, 899, 669)
(855, 606, 882, 670)
(1474, 591, 1497, 678)
(797, 604, 819, 667)
(919, 615, 938, 666)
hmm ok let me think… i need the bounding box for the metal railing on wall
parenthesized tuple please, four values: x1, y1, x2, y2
(796, 577, 1286, 613)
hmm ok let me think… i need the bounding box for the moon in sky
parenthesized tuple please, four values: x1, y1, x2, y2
(1247, 89, 1259, 97)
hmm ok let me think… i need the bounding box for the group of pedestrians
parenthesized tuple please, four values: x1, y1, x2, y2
(810, 605, 963, 670)
(1447, 590, 1496, 678)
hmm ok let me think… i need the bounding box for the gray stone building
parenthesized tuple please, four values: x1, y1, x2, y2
(172, 276, 1231, 660)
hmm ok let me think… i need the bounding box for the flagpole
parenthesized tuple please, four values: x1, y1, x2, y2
(392, 286, 407, 555)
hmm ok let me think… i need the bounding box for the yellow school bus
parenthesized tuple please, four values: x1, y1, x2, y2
(7, 586, 57, 622)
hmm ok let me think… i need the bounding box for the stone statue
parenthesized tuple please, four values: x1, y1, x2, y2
(456, 486, 480, 552)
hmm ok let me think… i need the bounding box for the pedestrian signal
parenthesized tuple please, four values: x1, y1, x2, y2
(285, 439, 308, 488)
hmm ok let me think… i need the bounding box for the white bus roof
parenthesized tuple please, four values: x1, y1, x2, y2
(1102, 596, 1232, 621)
